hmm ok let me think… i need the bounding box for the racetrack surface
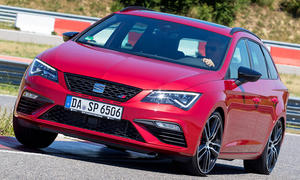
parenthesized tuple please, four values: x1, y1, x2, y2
(0, 95, 16, 110)
(0, 95, 299, 179)
(0, 133, 299, 179)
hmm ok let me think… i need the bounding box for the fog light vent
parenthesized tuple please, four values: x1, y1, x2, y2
(17, 91, 53, 115)
(134, 119, 187, 147)
(22, 91, 38, 99)
(155, 121, 181, 132)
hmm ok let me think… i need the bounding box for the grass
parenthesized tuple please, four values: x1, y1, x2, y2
(0, 22, 17, 31)
(279, 73, 300, 97)
(234, 0, 300, 44)
(0, 110, 298, 137)
(0, 39, 54, 59)
(0, 108, 14, 136)
(0, 0, 113, 18)
(1, 0, 300, 43)
(0, 74, 296, 98)
(0, 83, 19, 96)
(286, 126, 300, 135)
(0, 74, 298, 137)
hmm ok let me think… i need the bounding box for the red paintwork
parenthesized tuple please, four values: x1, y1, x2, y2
(14, 10, 288, 159)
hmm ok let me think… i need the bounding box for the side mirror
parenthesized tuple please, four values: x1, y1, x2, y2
(235, 66, 262, 86)
(62, 32, 79, 42)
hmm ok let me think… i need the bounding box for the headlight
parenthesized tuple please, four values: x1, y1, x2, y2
(141, 91, 201, 110)
(29, 58, 58, 82)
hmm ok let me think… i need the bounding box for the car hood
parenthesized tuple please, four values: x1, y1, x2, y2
(40, 41, 220, 90)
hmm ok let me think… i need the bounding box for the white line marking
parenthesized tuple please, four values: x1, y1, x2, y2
(285, 133, 300, 137)
(0, 149, 50, 157)
(0, 94, 17, 98)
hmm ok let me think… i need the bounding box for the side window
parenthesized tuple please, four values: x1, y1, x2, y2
(247, 41, 268, 79)
(121, 23, 148, 50)
(262, 47, 278, 79)
(228, 40, 251, 79)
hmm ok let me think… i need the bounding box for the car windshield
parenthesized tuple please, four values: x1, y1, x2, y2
(77, 14, 231, 70)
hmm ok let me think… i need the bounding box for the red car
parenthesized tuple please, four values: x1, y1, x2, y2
(13, 7, 288, 176)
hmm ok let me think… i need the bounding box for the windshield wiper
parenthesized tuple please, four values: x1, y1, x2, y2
(77, 40, 103, 48)
(128, 51, 174, 62)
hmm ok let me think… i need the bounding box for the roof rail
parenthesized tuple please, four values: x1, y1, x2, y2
(230, 27, 261, 40)
(120, 6, 153, 12)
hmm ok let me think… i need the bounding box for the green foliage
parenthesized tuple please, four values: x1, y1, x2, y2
(213, 2, 236, 26)
(188, 3, 213, 22)
(110, 1, 124, 12)
(111, 0, 253, 26)
(281, 0, 300, 17)
(0, 83, 19, 96)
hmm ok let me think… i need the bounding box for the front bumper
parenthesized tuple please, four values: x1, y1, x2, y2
(14, 71, 208, 157)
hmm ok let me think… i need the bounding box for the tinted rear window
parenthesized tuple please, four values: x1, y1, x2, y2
(77, 14, 231, 71)
(262, 47, 278, 79)
(247, 41, 268, 79)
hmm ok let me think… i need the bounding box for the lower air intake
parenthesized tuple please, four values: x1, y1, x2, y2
(39, 106, 144, 142)
(17, 97, 46, 115)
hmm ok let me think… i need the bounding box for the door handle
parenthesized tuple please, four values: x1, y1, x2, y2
(271, 97, 278, 104)
(271, 97, 279, 107)
(252, 97, 261, 103)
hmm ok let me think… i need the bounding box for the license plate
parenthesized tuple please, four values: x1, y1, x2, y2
(65, 96, 123, 120)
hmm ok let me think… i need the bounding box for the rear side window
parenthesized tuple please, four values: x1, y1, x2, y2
(262, 47, 278, 79)
(247, 41, 268, 79)
(228, 40, 251, 79)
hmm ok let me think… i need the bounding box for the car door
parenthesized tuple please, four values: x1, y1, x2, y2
(249, 45, 287, 151)
(222, 39, 259, 153)
(242, 40, 274, 152)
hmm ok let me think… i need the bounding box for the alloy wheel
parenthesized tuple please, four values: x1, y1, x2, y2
(197, 114, 223, 174)
(266, 120, 283, 172)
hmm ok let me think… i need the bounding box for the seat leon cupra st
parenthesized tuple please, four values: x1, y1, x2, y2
(13, 6, 288, 176)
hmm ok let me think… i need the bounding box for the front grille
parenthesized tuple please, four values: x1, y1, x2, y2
(64, 73, 142, 102)
(141, 124, 187, 147)
(17, 97, 46, 115)
(39, 106, 144, 142)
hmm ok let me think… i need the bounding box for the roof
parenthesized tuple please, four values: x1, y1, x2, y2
(117, 7, 260, 40)
(117, 9, 232, 36)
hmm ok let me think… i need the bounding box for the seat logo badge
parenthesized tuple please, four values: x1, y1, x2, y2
(93, 83, 105, 94)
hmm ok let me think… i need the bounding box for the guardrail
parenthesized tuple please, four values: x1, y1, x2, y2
(262, 40, 300, 50)
(1, 5, 300, 48)
(0, 7, 16, 23)
(0, 5, 98, 23)
(0, 59, 28, 85)
(287, 97, 300, 126)
(0, 5, 300, 127)
(0, 59, 299, 126)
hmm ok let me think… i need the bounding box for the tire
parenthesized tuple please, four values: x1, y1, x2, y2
(13, 117, 58, 148)
(106, 145, 126, 152)
(244, 120, 283, 174)
(178, 111, 223, 176)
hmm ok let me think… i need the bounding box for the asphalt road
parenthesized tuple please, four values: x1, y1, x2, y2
(0, 95, 300, 179)
(0, 95, 16, 115)
(0, 133, 299, 180)
(0, 95, 16, 109)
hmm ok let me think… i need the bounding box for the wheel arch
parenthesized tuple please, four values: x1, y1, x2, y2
(192, 104, 227, 156)
(258, 115, 286, 157)
(214, 107, 225, 131)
